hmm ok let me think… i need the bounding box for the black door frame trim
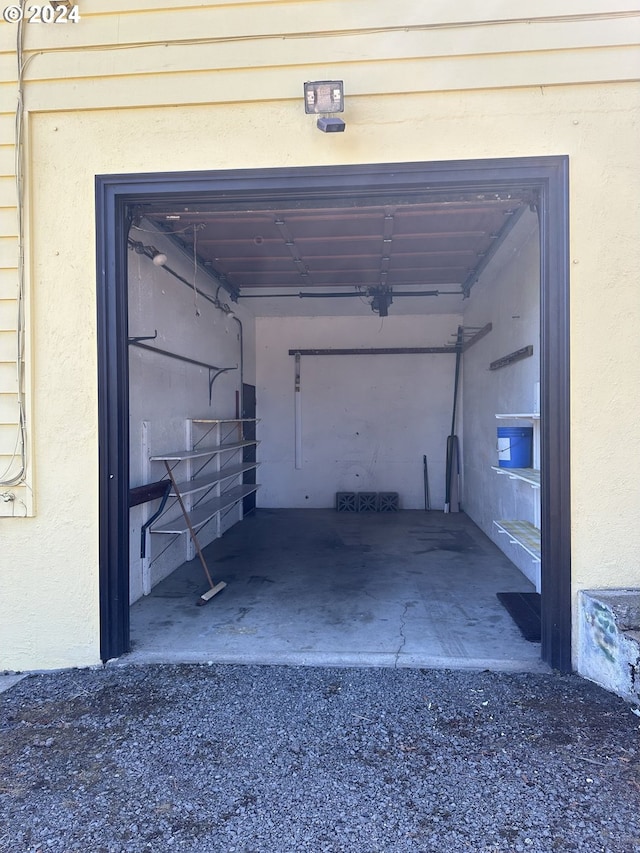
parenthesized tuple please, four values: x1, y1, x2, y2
(96, 156, 571, 670)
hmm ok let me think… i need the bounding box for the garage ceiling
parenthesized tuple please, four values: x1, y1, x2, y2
(141, 190, 532, 317)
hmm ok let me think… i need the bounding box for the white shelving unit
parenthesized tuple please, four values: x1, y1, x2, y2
(492, 413, 541, 569)
(149, 418, 260, 602)
(495, 413, 541, 420)
(490, 466, 540, 489)
(494, 519, 541, 562)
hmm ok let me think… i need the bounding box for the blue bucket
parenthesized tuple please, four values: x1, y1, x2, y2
(497, 426, 533, 468)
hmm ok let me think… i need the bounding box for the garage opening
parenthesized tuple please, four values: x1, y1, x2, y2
(97, 158, 570, 671)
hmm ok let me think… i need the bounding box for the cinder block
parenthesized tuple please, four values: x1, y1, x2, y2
(358, 492, 378, 512)
(377, 492, 399, 512)
(336, 492, 357, 512)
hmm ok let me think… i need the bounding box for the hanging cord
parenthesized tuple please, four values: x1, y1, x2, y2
(127, 236, 236, 318)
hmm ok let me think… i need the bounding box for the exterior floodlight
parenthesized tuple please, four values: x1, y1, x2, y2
(304, 80, 346, 132)
(304, 81, 344, 114)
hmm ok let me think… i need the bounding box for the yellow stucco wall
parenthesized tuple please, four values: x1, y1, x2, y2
(1, 2, 639, 670)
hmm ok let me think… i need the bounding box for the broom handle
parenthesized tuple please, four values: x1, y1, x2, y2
(164, 462, 216, 591)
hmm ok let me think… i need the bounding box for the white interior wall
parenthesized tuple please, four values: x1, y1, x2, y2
(128, 211, 538, 601)
(128, 221, 256, 603)
(255, 315, 462, 509)
(461, 209, 541, 588)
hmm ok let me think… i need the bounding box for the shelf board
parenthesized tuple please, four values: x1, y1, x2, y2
(495, 413, 540, 420)
(491, 465, 540, 488)
(191, 418, 260, 424)
(494, 520, 541, 562)
(150, 439, 258, 462)
(170, 462, 261, 497)
(151, 485, 260, 534)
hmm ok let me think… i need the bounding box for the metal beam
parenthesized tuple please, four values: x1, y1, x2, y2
(461, 203, 528, 298)
(288, 347, 455, 356)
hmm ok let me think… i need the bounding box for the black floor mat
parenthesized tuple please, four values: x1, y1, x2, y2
(497, 592, 541, 642)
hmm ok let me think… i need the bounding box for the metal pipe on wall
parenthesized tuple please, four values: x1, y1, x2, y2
(294, 352, 302, 469)
(233, 315, 244, 418)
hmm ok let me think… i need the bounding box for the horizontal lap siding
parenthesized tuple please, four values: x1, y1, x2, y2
(5, 8, 640, 112)
(2, 2, 638, 145)
(14, 21, 640, 79)
(17, 47, 640, 113)
(0, 27, 21, 505)
(12, 0, 640, 49)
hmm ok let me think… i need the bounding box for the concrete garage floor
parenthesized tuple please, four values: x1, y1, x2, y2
(126, 509, 547, 672)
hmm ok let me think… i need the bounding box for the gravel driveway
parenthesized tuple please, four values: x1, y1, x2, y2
(1, 664, 639, 852)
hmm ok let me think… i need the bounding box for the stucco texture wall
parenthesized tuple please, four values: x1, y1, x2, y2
(1, 79, 639, 670)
